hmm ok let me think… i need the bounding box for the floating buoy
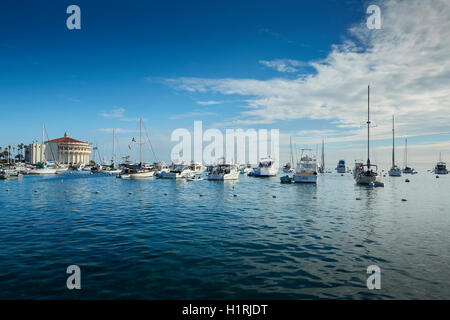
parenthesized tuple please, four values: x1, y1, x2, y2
(405, 179, 410, 183)
(128, 192, 132, 195)
(356, 197, 361, 200)
(272, 195, 276, 198)
(34, 190, 38, 193)
(95, 191, 99, 194)
(199, 194, 203, 197)
(6, 189, 9, 192)
(313, 196, 317, 199)
(164, 193, 168, 196)
(233, 194, 237, 197)
(402, 198, 407, 202)
(436, 176, 440, 178)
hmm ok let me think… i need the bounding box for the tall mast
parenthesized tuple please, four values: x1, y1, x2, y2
(112, 128, 116, 165)
(41, 122, 44, 163)
(289, 136, 293, 165)
(139, 118, 142, 164)
(321, 138, 325, 171)
(392, 115, 395, 168)
(367, 85, 371, 167)
(405, 138, 408, 167)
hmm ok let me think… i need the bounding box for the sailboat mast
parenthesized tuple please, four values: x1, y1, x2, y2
(112, 128, 115, 165)
(289, 136, 293, 165)
(405, 138, 408, 167)
(139, 118, 142, 164)
(392, 115, 395, 167)
(41, 122, 44, 163)
(321, 138, 325, 171)
(367, 85, 371, 167)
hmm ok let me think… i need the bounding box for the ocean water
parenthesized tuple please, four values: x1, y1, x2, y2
(0, 171, 449, 299)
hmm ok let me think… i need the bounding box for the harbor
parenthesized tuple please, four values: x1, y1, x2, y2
(0, 167, 449, 299)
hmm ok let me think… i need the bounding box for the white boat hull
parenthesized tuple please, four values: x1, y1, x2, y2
(207, 171, 239, 180)
(388, 169, 402, 177)
(253, 167, 278, 177)
(28, 168, 57, 175)
(159, 170, 193, 179)
(293, 173, 317, 183)
(356, 173, 382, 185)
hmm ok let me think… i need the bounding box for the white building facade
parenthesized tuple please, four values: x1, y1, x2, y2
(27, 132, 92, 165)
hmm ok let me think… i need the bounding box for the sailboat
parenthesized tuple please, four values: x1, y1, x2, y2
(402, 138, 415, 174)
(354, 85, 382, 185)
(388, 115, 402, 177)
(283, 136, 295, 173)
(28, 123, 57, 175)
(102, 128, 121, 175)
(119, 118, 155, 179)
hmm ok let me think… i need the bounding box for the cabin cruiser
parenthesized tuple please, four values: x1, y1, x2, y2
(153, 162, 170, 176)
(207, 160, 239, 181)
(159, 162, 194, 179)
(336, 160, 346, 173)
(434, 153, 448, 174)
(293, 150, 318, 184)
(189, 162, 205, 175)
(252, 157, 278, 177)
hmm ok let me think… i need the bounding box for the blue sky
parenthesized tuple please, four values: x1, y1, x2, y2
(1, 0, 449, 168)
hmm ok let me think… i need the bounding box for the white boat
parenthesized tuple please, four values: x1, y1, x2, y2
(207, 159, 239, 180)
(388, 115, 402, 177)
(119, 164, 155, 179)
(293, 149, 318, 184)
(189, 162, 205, 175)
(239, 163, 253, 174)
(0, 169, 23, 180)
(434, 153, 448, 174)
(28, 123, 57, 175)
(159, 162, 194, 179)
(253, 157, 278, 177)
(153, 161, 170, 176)
(355, 85, 382, 185)
(118, 119, 156, 179)
(336, 160, 346, 173)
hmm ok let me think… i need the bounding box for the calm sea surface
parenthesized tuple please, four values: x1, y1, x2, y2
(0, 171, 449, 299)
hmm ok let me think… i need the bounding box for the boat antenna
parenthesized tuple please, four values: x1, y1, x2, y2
(367, 85, 371, 168)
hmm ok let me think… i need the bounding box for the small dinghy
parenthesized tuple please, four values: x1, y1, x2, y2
(280, 175, 292, 184)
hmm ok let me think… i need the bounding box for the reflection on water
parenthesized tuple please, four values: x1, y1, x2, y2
(0, 172, 449, 299)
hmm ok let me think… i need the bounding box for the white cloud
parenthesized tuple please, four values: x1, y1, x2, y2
(99, 128, 139, 134)
(196, 100, 222, 106)
(99, 108, 125, 119)
(165, 0, 450, 144)
(259, 59, 308, 72)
